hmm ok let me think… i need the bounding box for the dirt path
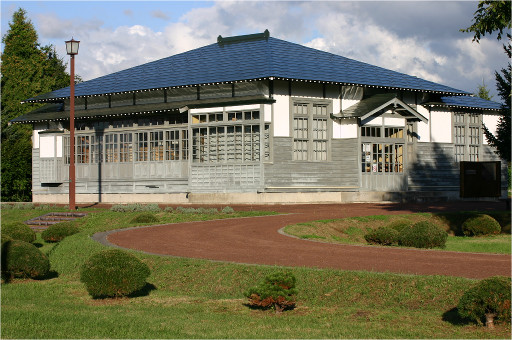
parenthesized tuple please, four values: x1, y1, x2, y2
(101, 202, 511, 279)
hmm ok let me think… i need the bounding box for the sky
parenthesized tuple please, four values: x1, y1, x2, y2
(1, 1, 508, 100)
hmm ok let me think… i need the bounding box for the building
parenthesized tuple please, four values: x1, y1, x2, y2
(13, 31, 507, 204)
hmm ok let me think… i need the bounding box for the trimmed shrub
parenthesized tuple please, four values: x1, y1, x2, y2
(1, 233, 13, 246)
(176, 207, 197, 214)
(245, 271, 297, 313)
(462, 214, 501, 236)
(111, 203, 161, 212)
(457, 276, 511, 328)
(364, 227, 399, 246)
(222, 206, 235, 214)
(80, 249, 151, 298)
(399, 221, 447, 249)
(2, 222, 36, 243)
(130, 213, 159, 224)
(387, 218, 413, 233)
(1, 240, 50, 279)
(41, 222, 80, 242)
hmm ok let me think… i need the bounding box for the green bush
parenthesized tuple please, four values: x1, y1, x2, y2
(1, 240, 50, 280)
(399, 221, 447, 249)
(130, 213, 159, 224)
(457, 276, 511, 327)
(222, 206, 235, 214)
(111, 204, 161, 212)
(41, 222, 80, 242)
(245, 271, 297, 313)
(2, 222, 36, 243)
(364, 227, 399, 246)
(80, 249, 151, 298)
(1, 233, 13, 247)
(387, 218, 413, 233)
(462, 214, 501, 236)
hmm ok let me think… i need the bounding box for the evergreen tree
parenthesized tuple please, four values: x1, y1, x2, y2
(463, 1, 511, 163)
(475, 80, 493, 101)
(483, 36, 511, 162)
(1, 8, 70, 201)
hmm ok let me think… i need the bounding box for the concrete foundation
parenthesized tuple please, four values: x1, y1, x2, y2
(30, 190, 492, 205)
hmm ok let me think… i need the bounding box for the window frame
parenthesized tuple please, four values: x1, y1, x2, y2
(290, 98, 332, 162)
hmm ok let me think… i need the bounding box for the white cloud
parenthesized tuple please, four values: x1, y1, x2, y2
(30, 1, 507, 97)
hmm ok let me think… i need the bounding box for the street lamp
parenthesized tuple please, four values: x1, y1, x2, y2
(66, 38, 79, 210)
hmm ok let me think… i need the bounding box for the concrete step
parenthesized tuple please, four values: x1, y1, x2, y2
(25, 212, 87, 231)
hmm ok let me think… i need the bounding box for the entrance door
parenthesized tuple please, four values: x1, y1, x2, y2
(360, 126, 407, 191)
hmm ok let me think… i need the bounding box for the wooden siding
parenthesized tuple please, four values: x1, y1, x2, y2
(190, 164, 262, 192)
(408, 143, 459, 191)
(264, 137, 359, 191)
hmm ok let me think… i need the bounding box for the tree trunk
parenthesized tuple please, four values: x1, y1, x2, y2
(485, 313, 496, 329)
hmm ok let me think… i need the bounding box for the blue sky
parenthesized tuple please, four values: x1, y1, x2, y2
(1, 1, 508, 99)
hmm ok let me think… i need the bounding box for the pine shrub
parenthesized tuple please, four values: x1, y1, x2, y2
(457, 276, 511, 328)
(130, 213, 159, 224)
(245, 271, 297, 313)
(1, 239, 50, 279)
(364, 227, 399, 246)
(387, 218, 413, 233)
(399, 220, 447, 249)
(462, 214, 501, 236)
(41, 222, 80, 242)
(80, 249, 151, 298)
(2, 222, 36, 243)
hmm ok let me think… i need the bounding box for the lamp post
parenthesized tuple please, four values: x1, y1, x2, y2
(66, 38, 79, 210)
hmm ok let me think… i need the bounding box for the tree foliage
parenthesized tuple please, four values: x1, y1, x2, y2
(463, 1, 511, 163)
(461, 0, 511, 42)
(1, 8, 69, 201)
(483, 35, 511, 162)
(475, 80, 493, 101)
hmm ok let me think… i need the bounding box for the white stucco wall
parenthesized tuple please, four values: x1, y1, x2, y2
(482, 114, 499, 145)
(56, 136, 63, 157)
(39, 135, 55, 158)
(430, 110, 452, 143)
(273, 94, 290, 137)
(416, 105, 430, 142)
(383, 117, 405, 127)
(189, 104, 260, 114)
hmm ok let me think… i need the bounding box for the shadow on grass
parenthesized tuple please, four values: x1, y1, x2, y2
(91, 282, 157, 300)
(242, 302, 296, 313)
(442, 307, 473, 326)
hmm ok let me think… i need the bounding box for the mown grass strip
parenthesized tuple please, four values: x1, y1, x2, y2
(284, 212, 511, 254)
(1, 207, 511, 338)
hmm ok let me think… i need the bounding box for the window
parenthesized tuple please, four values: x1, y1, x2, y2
(105, 134, 118, 162)
(385, 127, 404, 139)
(135, 132, 149, 161)
(150, 131, 164, 161)
(91, 135, 103, 163)
(361, 126, 381, 137)
(119, 133, 133, 162)
(453, 113, 481, 162)
(361, 143, 403, 173)
(191, 109, 267, 163)
(292, 101, 329, 161)
(76, 136, 90, 163)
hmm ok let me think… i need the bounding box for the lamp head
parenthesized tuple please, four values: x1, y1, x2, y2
(65, 38, 80, 55)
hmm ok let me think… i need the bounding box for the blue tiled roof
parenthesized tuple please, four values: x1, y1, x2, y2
(26, 35, 470, 102)
(439, 96, 503, 110)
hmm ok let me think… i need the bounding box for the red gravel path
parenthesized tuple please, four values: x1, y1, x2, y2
(104, 202, 511, 279)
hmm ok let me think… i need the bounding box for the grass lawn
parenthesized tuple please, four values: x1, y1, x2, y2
(1, 206, 511, 338)
(284, 212, 511, 254)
